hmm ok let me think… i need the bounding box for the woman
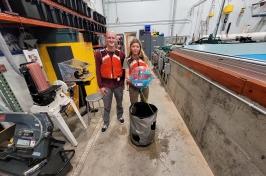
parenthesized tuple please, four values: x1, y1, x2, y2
(123, 38, 152, 104)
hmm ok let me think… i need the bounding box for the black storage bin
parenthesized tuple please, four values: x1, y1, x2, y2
(72, 16, 78, 28)
(83, 3, 88, 16)
(41, 5, 58, 24)
(86, 6, 91, 18)
(42, 4, 53, 23)
(87, 21, 92, 31)
(97, 24, 101, 32)
(93, 11, 97, 21)
(98, 25, 101, 33)
(94, 24, 98, 32)
(79, 18, 84, 29)
(100, 15, 104, 24)
(92, 34, 99, 45)
(83, 31, 93, 42)
(129, 102, 158, 146)
(36, 28, 78, 43)
(98, 15, 101, 24)
(62, 12, 70, 26)
(8, 0, 42, 20)
(81, 1, 86, 15)
(50, 7, 59, 24)
(86, 20, 90, 30)
(38, 2, 49, 21)
(103, 17, 106, 25)
(98, 24, 102, 32)
(101, 26, 104, 33)
(95, 23, 98, 32)
(92, 22, 96, 32)
(83, 19, 88, 30)
(91, 22, 95, 32)
(100, 16, 104, 24)
(55, 9, 63, 24)
(65, 0, 73, 9)
(77, 17, 83, 29)
(61, 0, 67, 6)
(72, 0, 78, 11)
(76, 17, 80, 28)
(77, 0, 83, 14)
(68, 14, 74, 27)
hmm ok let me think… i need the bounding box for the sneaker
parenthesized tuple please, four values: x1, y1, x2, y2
(101, 124, 108, 132)
(89, 108, 98, 113)
(118, 117, 124, 124)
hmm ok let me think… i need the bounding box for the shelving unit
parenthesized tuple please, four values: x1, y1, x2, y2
(93, 45, 105, 49)
(0, 0, 106, 35)
(0, 12, 81, 30)
(41, 0, 105, 27)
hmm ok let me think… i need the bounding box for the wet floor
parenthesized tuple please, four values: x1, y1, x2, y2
(64, 77, 213, 176)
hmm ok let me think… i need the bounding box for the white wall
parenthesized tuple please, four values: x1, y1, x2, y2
(104, 0, 193, 36)
(201, 0, 266, 39)
(85, 0, 104, 15)
(104, 0, 266, 41)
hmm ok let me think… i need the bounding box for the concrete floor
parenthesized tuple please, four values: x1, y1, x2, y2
(64, 77, 214, 176)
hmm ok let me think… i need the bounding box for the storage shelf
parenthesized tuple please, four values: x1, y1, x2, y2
(0, 12, 76, 29)
(93, 45, 105, 49)
(94, 32, 105, 35)
(0, 13, 106, 35)
(41, 0, 105, 27)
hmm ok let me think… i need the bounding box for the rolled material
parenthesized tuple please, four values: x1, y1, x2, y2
(26, 63, 49, 92)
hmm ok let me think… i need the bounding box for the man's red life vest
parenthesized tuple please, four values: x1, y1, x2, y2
(127, 57, 149, 75)
(100, 49, 123, 79)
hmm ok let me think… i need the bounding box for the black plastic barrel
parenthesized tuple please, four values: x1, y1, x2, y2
(129, 102, 158, 146)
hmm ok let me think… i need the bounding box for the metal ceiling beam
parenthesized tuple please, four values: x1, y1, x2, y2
(105, 0, 159, 4)
(108, 19, 190, 27)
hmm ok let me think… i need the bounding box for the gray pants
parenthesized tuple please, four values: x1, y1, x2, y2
(129, 86, 149, 104)
(103, 86, 124, 126)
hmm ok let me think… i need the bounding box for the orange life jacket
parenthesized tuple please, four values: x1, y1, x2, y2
(127, 57, 149, 75)
(100, 49, 123, 79)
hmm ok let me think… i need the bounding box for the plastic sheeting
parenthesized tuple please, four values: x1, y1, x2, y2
(129, 102, 158, 146)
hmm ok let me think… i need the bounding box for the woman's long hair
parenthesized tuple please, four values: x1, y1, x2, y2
(128, 38, 148, 63)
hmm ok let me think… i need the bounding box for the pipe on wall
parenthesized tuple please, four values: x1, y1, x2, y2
(213, 0, 226, 38)
(188, 0, 208, 16)
(204, 32, 266, 42)
(170, 0, 178, 37)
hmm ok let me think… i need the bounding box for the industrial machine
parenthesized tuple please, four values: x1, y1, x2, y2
(20, 62, 60, 106)
(58, 59, 91, 82)
(0, 112, 74, 176)
(0, 113, 53, 161)
(20, 62, 87, 146)
(58, 59, 97, 115)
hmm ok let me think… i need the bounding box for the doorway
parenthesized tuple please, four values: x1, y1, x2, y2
(124, 32, 137, 56)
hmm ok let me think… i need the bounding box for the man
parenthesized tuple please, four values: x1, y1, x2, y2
(95, 31, 125, 132)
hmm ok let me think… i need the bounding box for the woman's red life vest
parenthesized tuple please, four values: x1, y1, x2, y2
(100, 49, 123, 79)
(127, 57, 148, 75)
